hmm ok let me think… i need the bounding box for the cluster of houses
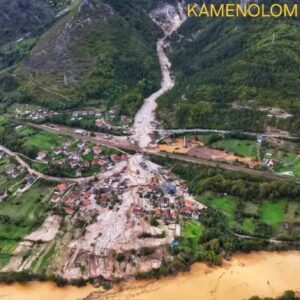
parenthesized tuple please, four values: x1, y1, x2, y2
(16, 106, 56, 121)
(5, 165, 25, 179)
(48, 154, 203, 234)
(71, 109, 102, 120)
(53, 182, 122, 216)
(95, 114, 132, 131)
(36, 140, 128, 176)
(53, 174, 201, 224)
(0, 158, 36, 202)
(15, 105, 132, 136)
(71, 109, 132, 131)
(132, 178, 202, 225)
(5, 163, 35, 186)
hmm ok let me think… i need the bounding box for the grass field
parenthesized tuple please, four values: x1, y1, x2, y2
(31, 241, 56, 275)
(276, 153, 300, 177)
(242, 218, 255, 234)
(209, 197, 237, 225)
(0, 181, 54, 240)
(180, 220, 203, 253)
(22, 130, 70, 152)
(15, 126, 36, 137)
(260, 201, 286, 227)
(285, 202, 300, 223)
(243, 202, 259, 217)
(0, 240, 18, 268)
(212, 139, 257, 157)
(200, 193, 300, 238)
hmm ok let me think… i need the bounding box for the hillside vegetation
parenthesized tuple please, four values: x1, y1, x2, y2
(158, 12, 300, 133)
(0, 0, 161, 116)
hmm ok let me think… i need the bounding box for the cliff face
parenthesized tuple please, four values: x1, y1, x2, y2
(150, 0, 186, 34)
(0, 0, 56, 47)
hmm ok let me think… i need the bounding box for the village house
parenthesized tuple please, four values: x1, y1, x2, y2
(110, 154, 122, 163)
(75, 129, 88, 136)
(65, 207, 74, 215)
(24, 175, 36, 185)
(36, 151, 47, 161)
(6, 167, 19, 178)
(95, 118, 108, 127)
(93, 145, 102, 155)
(160, 197, 170, 208)
(77, 141, 85, 150)
(83, 147, 91, 155)
(55, 183, 67, 195)
(160, 183, 177, 195)
(132, 206, 144, 216)
(53, 148, 63, 156)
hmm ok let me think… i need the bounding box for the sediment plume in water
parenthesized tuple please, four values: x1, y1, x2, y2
(1, 252, 300, 300)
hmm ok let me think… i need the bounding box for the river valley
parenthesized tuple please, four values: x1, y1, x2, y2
(1, 1, 300, 300)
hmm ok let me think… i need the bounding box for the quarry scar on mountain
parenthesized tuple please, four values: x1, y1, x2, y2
(187, 3, 298, 17)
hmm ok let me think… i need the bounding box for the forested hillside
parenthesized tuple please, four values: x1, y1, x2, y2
(0, 0, 161, 116)
(158, 12, 300, 133)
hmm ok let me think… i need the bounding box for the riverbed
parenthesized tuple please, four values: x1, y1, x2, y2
(1, 251, 300, 300)
(131, 2, 186, 149)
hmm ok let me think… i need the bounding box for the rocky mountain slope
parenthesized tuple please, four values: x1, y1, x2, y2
(0, 0, 162, 114)
(0, 0, 56, 47)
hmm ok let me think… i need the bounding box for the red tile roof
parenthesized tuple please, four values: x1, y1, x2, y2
(93, 145, 102, 154)
(56, 183, 66, 191)
(82, 199, 91, 206)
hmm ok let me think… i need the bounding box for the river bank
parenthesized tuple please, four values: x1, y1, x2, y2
(1, 251, 300, 300)
(87, 251, 300, 300)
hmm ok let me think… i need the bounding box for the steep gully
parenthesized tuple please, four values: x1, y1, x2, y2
(131, 2, 186, 148)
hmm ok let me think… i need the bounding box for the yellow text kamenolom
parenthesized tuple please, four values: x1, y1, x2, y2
(187, 3, 298, 17)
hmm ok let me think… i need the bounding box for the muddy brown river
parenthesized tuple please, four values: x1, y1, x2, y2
(1, 251, 300, 300)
